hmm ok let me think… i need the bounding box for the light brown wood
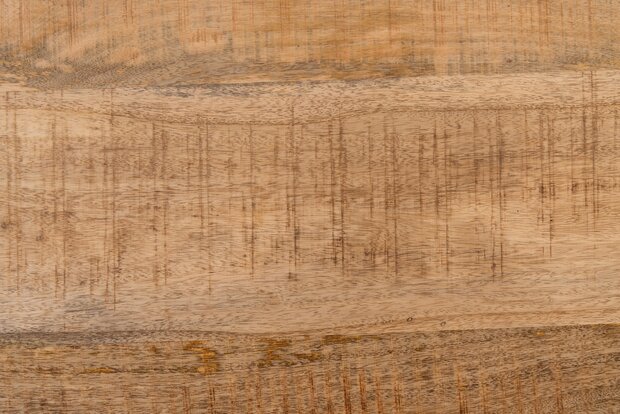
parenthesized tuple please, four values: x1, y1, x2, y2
(0, 1, 619, 412)
(1, 0, 620, 87)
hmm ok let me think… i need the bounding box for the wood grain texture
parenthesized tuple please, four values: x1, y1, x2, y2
(0, 1, 619, 412)
(0, 0, 620, 87)
(2, 325, 619, 413)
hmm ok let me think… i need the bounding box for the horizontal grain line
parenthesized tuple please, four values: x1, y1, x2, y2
(3, 101, 620, 128)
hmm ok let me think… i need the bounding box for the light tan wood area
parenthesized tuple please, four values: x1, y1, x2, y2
(1, 0, 620, 87)
(0, 1, 619, 412)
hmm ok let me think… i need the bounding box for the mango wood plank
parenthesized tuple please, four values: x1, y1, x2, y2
(1, 325, 618, 413)
(2, 71, 620, 335)
(0, 0, 619, 87)
(0, 1, 619, 412)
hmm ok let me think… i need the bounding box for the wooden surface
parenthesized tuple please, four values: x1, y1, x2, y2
(0, 1, 619, 412)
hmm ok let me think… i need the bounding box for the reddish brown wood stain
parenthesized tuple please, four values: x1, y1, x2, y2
(0, 1, 619, 412)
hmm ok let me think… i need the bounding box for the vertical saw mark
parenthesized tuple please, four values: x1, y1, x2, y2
(495, 111, 504, 277)
(442, 115, 450, 278)
(367, 126, 374, 218)
(249, 125, 256, 278)
(590, 71, 598, 222)
(338, 115, 347, 277)
(390, 118, 400, 278)
(328, 121, 337, 267)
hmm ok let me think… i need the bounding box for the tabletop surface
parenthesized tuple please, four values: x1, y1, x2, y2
(0, 1, 619, 412)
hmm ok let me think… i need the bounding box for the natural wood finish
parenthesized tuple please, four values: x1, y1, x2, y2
(0, 0, 620, 87)
(2, 71, 620, 334)
(2, 325, 619, 413)
(1, 1, 619, 412)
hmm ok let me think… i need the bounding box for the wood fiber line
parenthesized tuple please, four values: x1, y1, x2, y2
(5, 70, 620, 125)
(0, 0, 619, 87)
